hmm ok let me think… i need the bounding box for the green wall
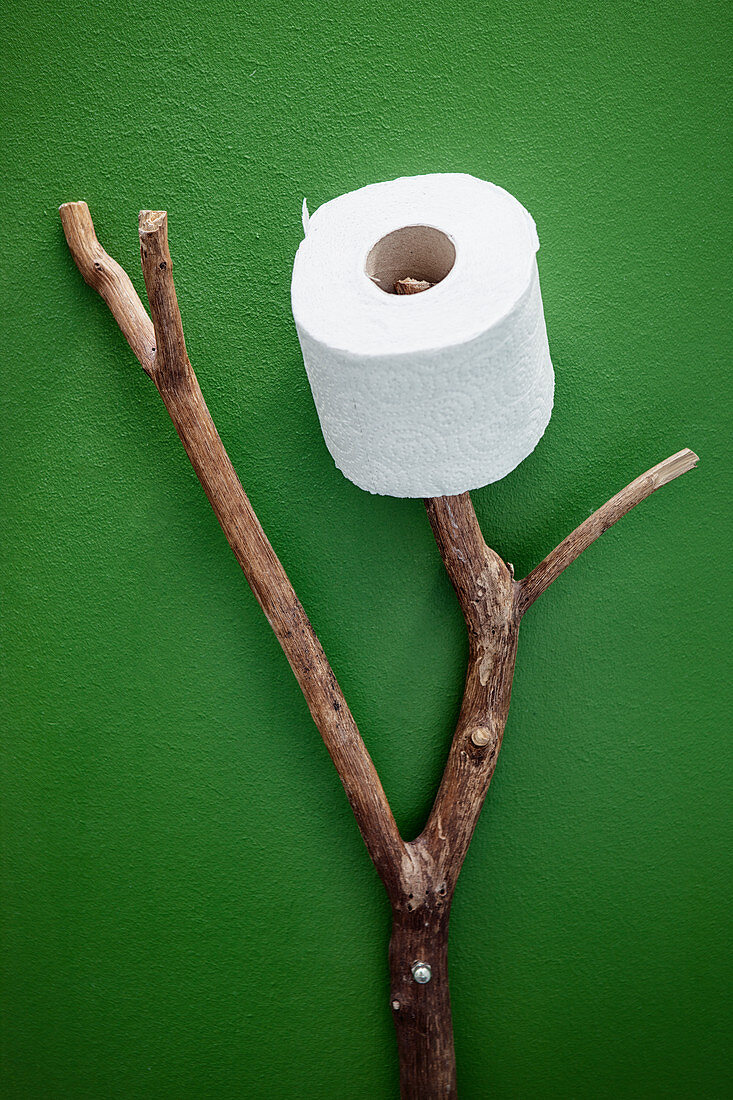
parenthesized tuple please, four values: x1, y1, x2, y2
(2, 2, 730, 1096)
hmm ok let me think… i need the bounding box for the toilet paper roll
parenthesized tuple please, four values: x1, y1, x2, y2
(291, 173, 554, 497)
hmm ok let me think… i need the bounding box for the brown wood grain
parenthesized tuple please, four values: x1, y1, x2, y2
(60, 201, 407, 897)
(60, 201, 697, 1099)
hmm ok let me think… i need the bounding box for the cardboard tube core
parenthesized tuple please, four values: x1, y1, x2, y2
(366, 225, 456, 294)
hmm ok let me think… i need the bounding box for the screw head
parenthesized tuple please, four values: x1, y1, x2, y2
(411, 961, 432, 984)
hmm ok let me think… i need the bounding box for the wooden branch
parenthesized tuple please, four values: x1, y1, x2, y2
(59, 202, 156, 377)
(61, 201, 698, 1100)
(419, 494, 519, 886)
(393, 453, 697, 1094)
(138, 210, 189, 377)
(386, 493, 520, 1098)
(59, 202, 407, 897)
(395, 277, 433, 295)
(517, 448, 699, 614)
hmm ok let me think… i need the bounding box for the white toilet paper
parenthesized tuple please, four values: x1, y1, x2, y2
(291, 173, 554, 497)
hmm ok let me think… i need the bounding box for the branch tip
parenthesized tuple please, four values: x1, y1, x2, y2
(655, 448, 699, 484)
(139, 209, 167, 235)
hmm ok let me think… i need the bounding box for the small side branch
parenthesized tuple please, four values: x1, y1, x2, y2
(517, 448, 699, 615)
(60, 202, 407, 896)
(59, 202, 156, 377)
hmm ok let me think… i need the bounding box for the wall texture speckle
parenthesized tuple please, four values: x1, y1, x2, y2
(1, 2, 730, 1097)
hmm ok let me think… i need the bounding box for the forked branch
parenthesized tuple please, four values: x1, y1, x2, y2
(60, 202, 156, 376)
(59, 201, 407, 894)
(416, 447, 699, 887)
(60, 201, 697, 1100)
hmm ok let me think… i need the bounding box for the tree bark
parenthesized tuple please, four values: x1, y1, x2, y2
(390, 901, 455, 1098)
(59, 200, 698, 1098)
(384, 493, 521, 1097)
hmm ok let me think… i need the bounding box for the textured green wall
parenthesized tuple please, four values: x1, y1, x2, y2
(2, 1, 730, 1097)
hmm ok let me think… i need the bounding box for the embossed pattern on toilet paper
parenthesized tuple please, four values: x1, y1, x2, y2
(291, 174, 554, 497)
